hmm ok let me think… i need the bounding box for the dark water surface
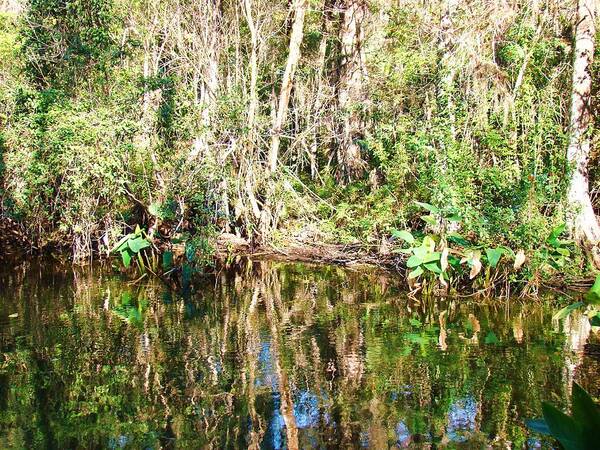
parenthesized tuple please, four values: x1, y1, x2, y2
(0, 259, 598, 449)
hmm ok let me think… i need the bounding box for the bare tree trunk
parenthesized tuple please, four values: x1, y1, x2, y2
(243, 0, 259, 140)
(567, 0, 600, 268)
(337, 0, 367, 182)
(269, 0, 308, 174)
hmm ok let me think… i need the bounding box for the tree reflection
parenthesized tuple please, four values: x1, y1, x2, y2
(0, 260, 597, 448)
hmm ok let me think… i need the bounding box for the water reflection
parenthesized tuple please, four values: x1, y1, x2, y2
(0, 259, 598, 449)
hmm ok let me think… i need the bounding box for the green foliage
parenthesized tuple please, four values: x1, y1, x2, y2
(111, 225, 151, 269)
(527, 383, 600, 450)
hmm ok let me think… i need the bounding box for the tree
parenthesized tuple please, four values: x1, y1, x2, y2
(269, 0, 308, 174)
(566, 0, 600, 268)
(336, 0, 367, 182)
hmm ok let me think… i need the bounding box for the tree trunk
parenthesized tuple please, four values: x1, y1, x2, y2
(269, 0, 307, 174)
(336, 0, 367, 182)
(567, 0, 600, 268)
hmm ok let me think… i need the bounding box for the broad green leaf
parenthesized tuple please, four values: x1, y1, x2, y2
(128, 236, 151, 253)
(408, 266, 424, 279)
(553, 302, 584, 321)
(446, 213, 462, 222)
(585, 275, 600, 305)
(413, 246, 428, 260)
(555, 247, 570, 257)
(424, 261, 442, 274)
(571, 383, 600, 433)
(422, 236, 436, 252)
(414, 201, 439, 214)
(526, 418, 551, 436)
(120, 249, 132, 268)
(407, 255, 422, 268)
(111, 233, 133, 253)
(447, 233, 470, 247)
(547, 223, 566, 247)
(541, 402, 584, 450)
(421, 214, 438, 226)
(422, 251, 441, 264)
(485, 247, 504, 268)
(590, 313, 600, 327)
(391, 229, 415, 244)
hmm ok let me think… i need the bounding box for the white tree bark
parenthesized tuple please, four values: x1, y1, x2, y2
(567, 0, 600, 267)
(337, 0, 367, 181)
(269, 0, 308, 174)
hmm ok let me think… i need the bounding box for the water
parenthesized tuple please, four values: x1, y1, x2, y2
(0, 259, 598, 449)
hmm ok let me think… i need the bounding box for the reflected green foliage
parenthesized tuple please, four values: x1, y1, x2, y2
(0, 260, 598, 448)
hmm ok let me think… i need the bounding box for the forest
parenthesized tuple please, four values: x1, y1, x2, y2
(1, 1, 600, 448)
(0, 0, 600, 292)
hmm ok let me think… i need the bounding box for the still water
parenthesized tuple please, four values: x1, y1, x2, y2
(0, 259, 598, 449)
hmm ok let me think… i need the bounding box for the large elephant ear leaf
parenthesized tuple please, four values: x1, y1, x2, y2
(542, 402, 584, 450)
(571, 383, 600, 434)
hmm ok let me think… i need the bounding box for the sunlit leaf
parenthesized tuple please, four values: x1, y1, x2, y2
(424, 261, 442, 274)
(585, 275, 600, 305)
(120, 249, 132, 268)
(407, 255, 422, 268)
(422, 235, 436, 253)
(485, 247, 504, 268)
(391, 229, 415, 244)
(408, 266, 424, 279)
(553, 302, 583, 321)
(128, 236, 151, 253)
(414, 201, 439, 214)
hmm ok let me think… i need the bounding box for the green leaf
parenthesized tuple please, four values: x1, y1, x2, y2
(553, 302, 584, 321)
(413, 246, 428, 260)
(591, 313, 600, 327)
(541, 402, 584, 450)
(526, 418, 551, 436)
(422, 251, 441, 264)
(391, 229, 415, 244)
(407, 255, 422, 268)
(446, 213, 462, 222)
(555, 247, 571, 257)
(485, 247, 504, 268)
(421, 214, 438, 226)
(111, 233, 133, 253)
(408, 266, 424, 279)
(585, 275, 600, 305)
(484, 331, 499, 344)
(414, 201, 439, 214)
(447, 233, 470, 247)
(424, 261, 442, 274)
(547, 223, 566, 247)
(571, 383, 600, 433)
(120, 249, 132, 268)
(422, 236, 436, 252)
(128, 236, 151, 253)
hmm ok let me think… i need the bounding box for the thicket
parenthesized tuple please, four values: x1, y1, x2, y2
(0, 0, 599, 285)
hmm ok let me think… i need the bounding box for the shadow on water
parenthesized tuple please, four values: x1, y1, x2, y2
(0, 259, 598, 449)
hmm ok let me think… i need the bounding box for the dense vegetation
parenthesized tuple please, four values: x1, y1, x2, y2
(1, 0, 600, 287)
